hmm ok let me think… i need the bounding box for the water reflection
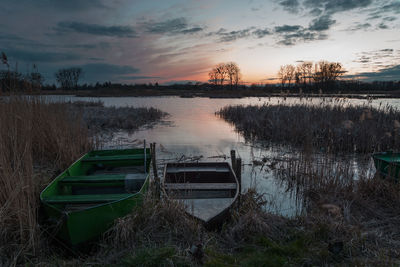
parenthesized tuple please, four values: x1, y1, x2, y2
(44, 95, 392, 217)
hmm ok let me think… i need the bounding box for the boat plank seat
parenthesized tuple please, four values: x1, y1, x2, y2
(42, 193, 131, 204)
(166, 166, 230, 173)
(61, 174, 126, 183)
(61, 173, 146, 184)
(164, 183, 236, 190)
(82, 154, 150, 162)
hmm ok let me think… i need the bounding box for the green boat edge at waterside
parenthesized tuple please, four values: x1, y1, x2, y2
(40, 148, 151, 246)
(372, 151, 400, 180)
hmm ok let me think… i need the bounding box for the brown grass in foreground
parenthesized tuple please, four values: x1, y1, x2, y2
(0, 96, 93, 265)
(275, 151, 400, 264)
(218, 101, 400, 153)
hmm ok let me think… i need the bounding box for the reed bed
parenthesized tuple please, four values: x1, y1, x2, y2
(0, 96, 93, 265)
(274, 151, 400, 264)
(218, 102, 400, 153)
(67, 101, 168, 133)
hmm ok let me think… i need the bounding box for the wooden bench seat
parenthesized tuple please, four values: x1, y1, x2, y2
(166, 166, 230, 173)
(82, 154, 150, 162)
(61, 174, 126, 184)
(164, 183, 236, 190)
(42, 193, 132, 204)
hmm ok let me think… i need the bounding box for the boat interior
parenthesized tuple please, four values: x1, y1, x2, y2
(164, 162, 238, 222)
(42, 149, 151, 211)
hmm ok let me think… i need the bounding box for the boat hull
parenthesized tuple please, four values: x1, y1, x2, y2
(163, 162, 239, 227)
(372, 152, 400, 180)
(40, 148, 151, 245)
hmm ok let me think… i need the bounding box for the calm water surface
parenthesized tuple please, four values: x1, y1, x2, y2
(47, 95, 400, 216)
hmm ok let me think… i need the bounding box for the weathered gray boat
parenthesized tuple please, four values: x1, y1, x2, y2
(163, 162, 239, 226)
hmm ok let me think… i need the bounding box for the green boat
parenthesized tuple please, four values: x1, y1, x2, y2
(40, 148, 151, 245)
(372, 151, 400, 180)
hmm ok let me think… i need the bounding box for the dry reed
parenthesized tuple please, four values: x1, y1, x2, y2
(97, 194, 204, 264)
(66, 101, 168, 133)
(275, 150, 400, 263)
(0, 96, 93, 265)
(218, 102, 400, 153)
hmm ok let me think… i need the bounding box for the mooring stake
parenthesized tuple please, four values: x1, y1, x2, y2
(230, 150, 236, 171)
(144, 139, 147, 174)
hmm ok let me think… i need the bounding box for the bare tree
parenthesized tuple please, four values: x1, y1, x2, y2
(208, 68, 218, 85)
(209, 63, 239, 86)
(214, 63, 227, 86)
(286, 65, 295, 88)
(313, 61, 343, 90)
(29, 64, 44, 90)
(278, 66, 287, 87)
(295, 62, 314, 87)
(225, 62, 241, 88)
(55, 67, 83, 89)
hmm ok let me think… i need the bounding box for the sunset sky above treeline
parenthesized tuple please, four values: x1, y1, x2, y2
(1, 0, 400, 84)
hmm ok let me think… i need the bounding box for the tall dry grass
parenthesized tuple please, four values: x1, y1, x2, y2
(0, 96, 93, 264)
(274, 151, 400, 262)
(218, 102, 400, 153)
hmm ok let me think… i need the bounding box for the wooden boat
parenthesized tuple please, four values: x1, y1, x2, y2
(372, 151, 400, 180)
(163, 162, 239, 227)
(40, 148, 151, 245)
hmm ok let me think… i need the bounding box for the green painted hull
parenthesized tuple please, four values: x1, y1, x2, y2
(40, 148, 151, 245)
(372, 152, 400, 180)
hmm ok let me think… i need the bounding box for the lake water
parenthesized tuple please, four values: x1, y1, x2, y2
(46, 95, 400, 216)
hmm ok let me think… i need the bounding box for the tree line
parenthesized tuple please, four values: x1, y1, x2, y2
(1, 51, 83, 92)
(278, 61, 344, 91)
(0, 52, 44, 92)
(1, 50, 399, 93)
(208, 62, 241, 88)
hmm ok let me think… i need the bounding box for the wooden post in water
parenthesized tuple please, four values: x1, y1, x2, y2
(236, 157, 242, 196)
(151, 143, 160, 199)
(230, 150, 236, 172)
(143, 140, 147, 174)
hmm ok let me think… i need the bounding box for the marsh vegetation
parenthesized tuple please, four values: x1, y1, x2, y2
(218, 100, 400, 153)
(1, 95, 400, 265)
(0, 96, 166, 265)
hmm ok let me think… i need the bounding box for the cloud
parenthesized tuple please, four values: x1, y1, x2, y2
(383, 16, 397, 22)
(66, 42, 111, 50)
(308, 15, 336, 31)
(352, 49, 400, 73)
(214, 28, 254, 42)
(55, 21, 137, 38)
(145, 18, 203, 35)
(378, 23, 389, 29)
(369, 1, 400, 17)
(2, 0, 105, 12)
(79, 63, 140, 83)
(209, 26, 272, 42)
(3, 48, 81, 62)
(278, 0, 300, 14)
(346, 22, 371, 32)
(42, 0, 105, 10)
(273, 21, 331, 46)
(181, 27, 203, 34)
(276, 30, 328, 46)
(344, 64, 400, 81)
(274, 25, 302, 33)
(304, 0, 373, 15)
(253, 28, 272, 38)
(118, 75, 162, 81)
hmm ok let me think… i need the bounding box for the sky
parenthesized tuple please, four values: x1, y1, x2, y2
(0, 0, 400, 85)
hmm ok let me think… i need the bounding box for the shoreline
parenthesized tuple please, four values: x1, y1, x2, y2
(21, 88, 400, 99)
